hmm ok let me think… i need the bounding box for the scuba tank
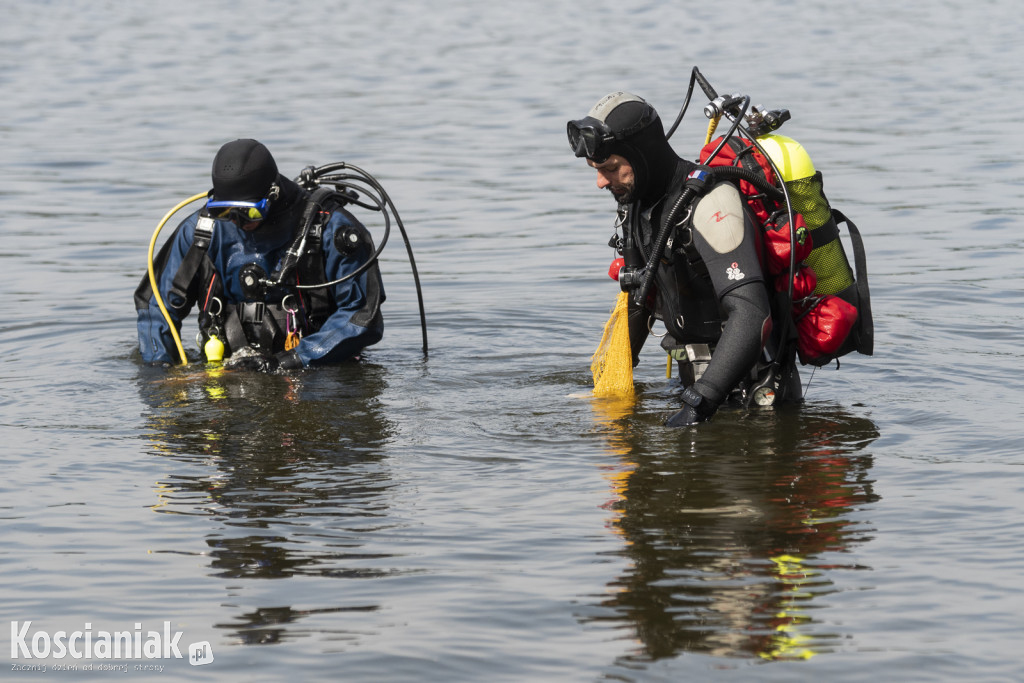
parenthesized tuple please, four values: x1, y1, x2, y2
(665, 66, 873, 369)
(752, 130, 873, 362)
(754, 133, 855, 300)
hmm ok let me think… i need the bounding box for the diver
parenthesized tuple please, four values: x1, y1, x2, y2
(135, 139, 386, 372)
(568, 93, 801, 426)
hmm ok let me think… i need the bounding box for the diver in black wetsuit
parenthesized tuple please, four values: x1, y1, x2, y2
(568, 92, 800, 426)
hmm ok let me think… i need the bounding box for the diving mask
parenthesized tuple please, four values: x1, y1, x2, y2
(567, 99, 658, 163)
(205, 196, 272, 225)
(567, 117, 617, 163)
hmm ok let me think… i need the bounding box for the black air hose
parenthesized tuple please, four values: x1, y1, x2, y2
(631, 165, 782, 307)
(706, 165, 785, 203)
(633, 185, 695, 307)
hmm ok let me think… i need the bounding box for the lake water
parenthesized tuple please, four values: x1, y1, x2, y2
(2, 1, 1023, 681)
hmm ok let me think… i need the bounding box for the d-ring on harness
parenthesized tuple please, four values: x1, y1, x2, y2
(282, 294, 301, 351)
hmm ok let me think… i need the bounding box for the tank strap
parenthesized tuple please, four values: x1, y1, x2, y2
(807, 212, 840, 248)
(833, 209, 873, 355)
(222, 305, 248, 353)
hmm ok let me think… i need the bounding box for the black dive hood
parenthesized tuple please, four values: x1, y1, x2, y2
(579, 92, 682, 208)
(209, 139, 303, 240)
(249, 174, 303, 239)
(611, 116, 681, 209)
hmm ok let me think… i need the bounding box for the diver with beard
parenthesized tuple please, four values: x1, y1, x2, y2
(568, 93, 801, 426)
(135, 139, 385, 371)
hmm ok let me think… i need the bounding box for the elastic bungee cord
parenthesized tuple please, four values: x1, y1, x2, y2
(146, 164, 428, 366)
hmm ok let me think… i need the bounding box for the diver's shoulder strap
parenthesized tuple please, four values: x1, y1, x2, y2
(303, 186, 341, 265)
(167, 215, 215, 313)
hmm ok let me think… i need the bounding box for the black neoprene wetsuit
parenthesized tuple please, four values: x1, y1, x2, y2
(625, 159, 799, 409)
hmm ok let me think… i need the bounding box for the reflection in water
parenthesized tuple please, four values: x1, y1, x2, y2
(589, 399, 880, 663)
(137, 362, 397, 644)
(215, 605, 379, 646)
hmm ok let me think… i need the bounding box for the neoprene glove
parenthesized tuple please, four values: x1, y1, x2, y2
(224, 350, 279, 373)
(224, 349, 302, 374)
(276, 349, 303, 371)
(665, 386, 717, 427)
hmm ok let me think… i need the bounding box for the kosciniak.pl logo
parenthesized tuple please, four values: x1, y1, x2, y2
(10, 621, 214, 666)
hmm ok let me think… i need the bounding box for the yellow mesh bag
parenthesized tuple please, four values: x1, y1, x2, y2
(786, 175, 831, 229)
(786, 174, 854, 297)
(807, 240, 854, 296)
(591, 291, 635, 399)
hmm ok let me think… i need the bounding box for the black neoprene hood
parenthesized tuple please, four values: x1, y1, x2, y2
(583, 92, 681, 207)
(211, 139, 278, 201)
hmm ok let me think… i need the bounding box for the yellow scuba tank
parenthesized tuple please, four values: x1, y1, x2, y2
(754, 133, 854, 298)
(689, 72, 873, 364)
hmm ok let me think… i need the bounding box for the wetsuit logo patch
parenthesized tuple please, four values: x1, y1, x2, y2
(727, 262, 745, 281)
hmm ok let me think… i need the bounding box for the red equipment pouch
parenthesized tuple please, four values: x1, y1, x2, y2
(775, 264, 817, 300)
(795, 295, 859, 366)
(699, 137, 777, 223)
(763, 211, 811, 275)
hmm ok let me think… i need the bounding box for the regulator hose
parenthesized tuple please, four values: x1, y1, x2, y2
(708, 165, 786, 203)
(665, 69, 699, 140)
(295, 162, 428, 356)
(147, 192, 208, 366)
(632, 184, 696, 308)
(666, 66, 720, 141)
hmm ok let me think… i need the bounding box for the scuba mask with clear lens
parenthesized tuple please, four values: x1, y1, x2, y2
(205, 196, 272, 225)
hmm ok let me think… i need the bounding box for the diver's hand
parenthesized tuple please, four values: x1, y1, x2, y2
(275, 350, 303, 371)
(665, 386, 716, 427)
(223, 347, 303, 373)
(224, 349, 280, 373)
